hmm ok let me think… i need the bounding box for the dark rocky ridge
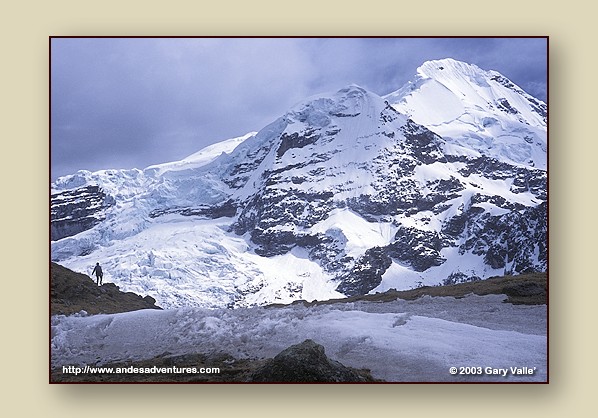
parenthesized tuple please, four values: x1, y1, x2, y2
(271, 272, 547, 308)
(51, 185, 115, 241)
(51, 262, 161, 315)
(149, 199, 238, 219)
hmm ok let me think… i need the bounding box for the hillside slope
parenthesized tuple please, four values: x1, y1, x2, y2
(51, 262, 162, 315)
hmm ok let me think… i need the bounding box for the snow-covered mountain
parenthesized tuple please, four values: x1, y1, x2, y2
(50, 58, 547, 309)
(385, 58, 547, 169)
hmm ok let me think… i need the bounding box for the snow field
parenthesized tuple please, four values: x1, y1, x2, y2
(51, 293, 546, 382)
(145, 132, 256, 176)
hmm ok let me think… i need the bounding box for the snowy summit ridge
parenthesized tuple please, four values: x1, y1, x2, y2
(385, 58, 547, 169)
(51, 58, 547, 309)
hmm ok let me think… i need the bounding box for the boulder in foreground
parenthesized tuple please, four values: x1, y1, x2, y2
(250, 339, 376, 383)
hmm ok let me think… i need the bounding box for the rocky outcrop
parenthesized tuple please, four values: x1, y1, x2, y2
(456, 201, 547, 273)
(51, 185, 114, 241)
(51, 262, 161, 315)
(149, 199, 237, 219)
(335, 247, 392, 297)
(250, 339, 375, 382)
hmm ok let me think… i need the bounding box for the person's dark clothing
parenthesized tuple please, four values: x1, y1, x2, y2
(92, 263, 103, 285)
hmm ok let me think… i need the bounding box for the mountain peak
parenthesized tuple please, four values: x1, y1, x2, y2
(337, 83, 367, 94)
(385, 58, 547, 169)
(290, 83, 370, 109)
(282, 83, 385, 131)
(417, 58, 488, 80)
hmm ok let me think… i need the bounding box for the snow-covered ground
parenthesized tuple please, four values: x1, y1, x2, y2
(51, 293, 547, 382)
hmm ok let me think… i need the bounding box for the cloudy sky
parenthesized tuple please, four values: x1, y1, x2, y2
(50, 37, 547, 181)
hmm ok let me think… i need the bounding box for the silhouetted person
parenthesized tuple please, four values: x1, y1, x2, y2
(92, 262, 103, 286)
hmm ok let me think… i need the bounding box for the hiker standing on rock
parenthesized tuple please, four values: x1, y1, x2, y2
(92, 262, 103, 286)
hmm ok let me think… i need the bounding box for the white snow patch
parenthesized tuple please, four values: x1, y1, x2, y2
(309, 208, 396, 258)
(240, 247, 343, 306)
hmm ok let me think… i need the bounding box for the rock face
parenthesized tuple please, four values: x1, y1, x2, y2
(51, 185, 115, 241)
(50, 59, 547, 309)
(250, 339, 374, 382)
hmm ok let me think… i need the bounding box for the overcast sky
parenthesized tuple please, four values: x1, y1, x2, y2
(50, 37, 547, 181)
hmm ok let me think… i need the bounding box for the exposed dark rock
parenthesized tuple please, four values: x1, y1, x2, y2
(400, 120, 444, 164)
(442, 209, 478, 238)
(250, 339, 375, 382)
(491, 74, 546, 122)
(51, 262, 162, 315)
(222, 130, 280, 189)
(149, 199, 237, 219)
(346, 180, 421, 219)
(484, 244, 508, 269)
(455, 157, 547, 202)
(491, 74, 517, 90)
(277, 130, 319, 158)
(303, 232, 353, 272)
(527, 98, 547, 122)
(459, 201, 547, 274)
(510, 170, 547, 199)
(51, 185, 115, 241)
(442, 271, 481, 286)
(251, 229, 298, 257)
(233, 184, 335, 256)
(458, 157, 519, 179)
(496, 98, 519, 115)
(387, 226, 445, 272)
(415, 177, 464, 212)
(336, 247, 392, 296)
(470, 193, 525, 210)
